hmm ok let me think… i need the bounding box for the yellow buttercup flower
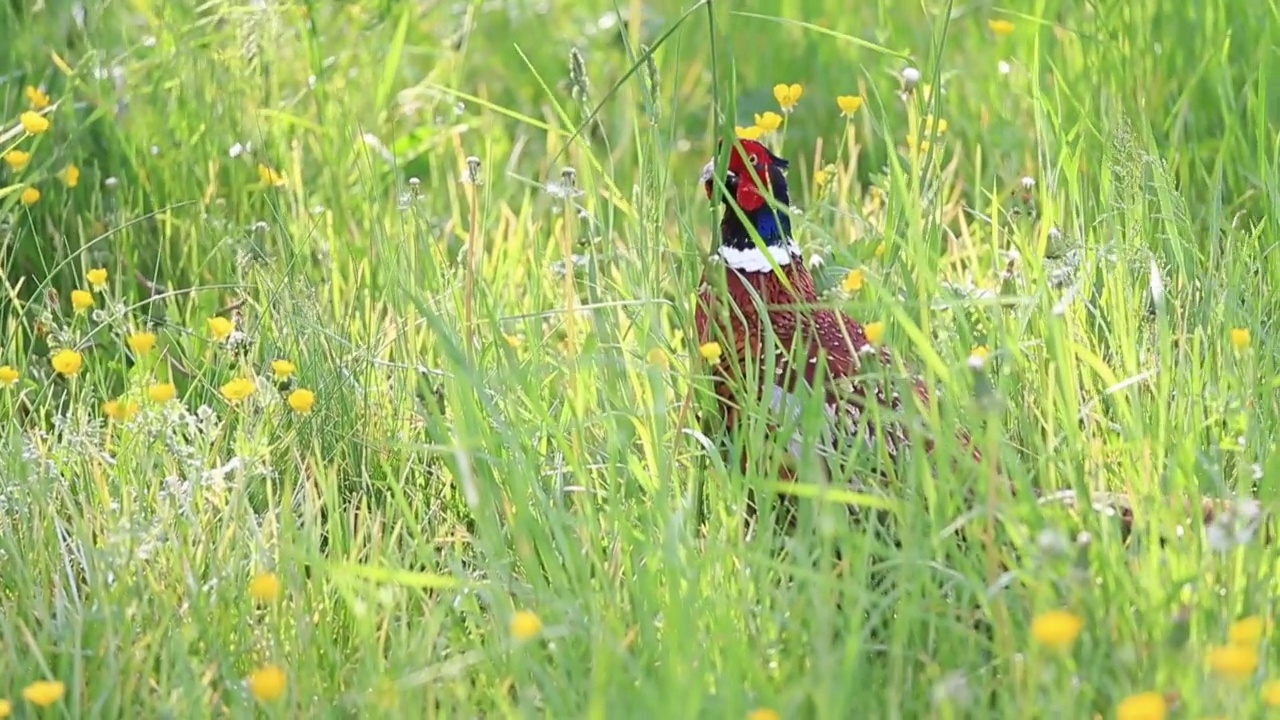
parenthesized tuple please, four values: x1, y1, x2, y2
(988, 19, 1015, 36)
(698, 341, 723, 365)
(1263, 679, 1280, 706)
(257, 163, 286, 187)
(753, 111, 783, 133)
(0, 697, 10, 717)
(247, 664, 287, 702)
(864, 322, 886, 345)
(0, 365, 18, 386)
(842, 268, 865, 293)
(249, 571, 283, 603)
(147, 382, 176, 403)
(747, 709, 780, 720)
(1207, 644, 1258, 681)
(221, 377, 256, 402)
(3, 150, 31, 172)
(1230, 328, 1250, 351)
(127, 331, 157, 355)
(208, 316, 235, 341)
(60, 164, 80, 188)
(1116, 692, 1166, 720)
(510, 610, 543, 641)
(104, 398, 140, 421)
(773, 83, 803, 111)
(71, 289, 94, 312)
(20, 111, 50, 135)
(1228, 616, 1271, 646)
(271, 359, 296, 380)
(51, 349, 83, 376)
(735, 126, 764, 141)
(837, 95, 864, 117)
(20, 186, 40, 206)
(25, 85, 51, 110)
(86, 267, 108, 289)
(812, 169, 830, 187)
(287, 388, 315, 413)
(21, 680, 64, 707)
(1030, 609, 1084, 651)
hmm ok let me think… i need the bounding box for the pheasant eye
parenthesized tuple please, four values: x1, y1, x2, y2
(749, 153, 761, 166)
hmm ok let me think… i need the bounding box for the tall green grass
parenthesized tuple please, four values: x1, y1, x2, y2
(1, 0, 1279, 716)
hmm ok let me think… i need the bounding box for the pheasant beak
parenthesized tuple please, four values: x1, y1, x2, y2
(701, 158, 734, 200)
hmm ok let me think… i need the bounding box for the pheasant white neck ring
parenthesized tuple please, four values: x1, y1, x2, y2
(718, 241, 803, 272)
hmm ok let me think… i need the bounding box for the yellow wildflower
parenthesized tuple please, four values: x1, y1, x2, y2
(970, 345, 991, 362)
(842, 268, 865, 293)
(1116, 692, 1166, 720)
(924, 116, 949, 135)
(988, 19, 1015, 36)
(104, 399, 140, 422)
(504, 334, 523, 348)
(127, 331, 157, 355)
(0, 365, 18, 386)
(20, 111, 50, 135)
(86, 267, 108, 289)
(1230, 328, 1250, 351)
(0, 698, 10, 717)
(25, 85, 51, 110)
(287, 388, 315, 414)
(51, 349, 82, 376)
(1030, 609, 1084, 651)
(864, 322, 886, 345)
(20, 186, 40, 206)
(510, 610, 543, 641)
(247, 664, 287, 702)
(747, 709, 780, 720)
(71, 289, 94, 312)
(1229, 616, 1270, 646)
(208, 316, 235, 341)
(698, 341, 723, 365)
(1208, 644, 1258, 681)
(754, 111, 783, 132)
(257, 163, 286, 187)
(735, 125, 764, 141)
(812, 169, 830, 187)
(147, 382, 176, 403)
(837, 95, 864, 117)
(60, 164, 80, 188)
(249, 571, 283, 603)
(221, 377, 256, 402)
(3, 150, 31, 172)
(271, 359, 296, 380)
(1263, 679, 1280, 706)
(21, 680, 64, 707)
(773, 83, 803, 111)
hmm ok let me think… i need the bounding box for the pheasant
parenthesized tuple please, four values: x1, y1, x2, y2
(692, 138, 1264, 546)
(693, 139, 972, 531)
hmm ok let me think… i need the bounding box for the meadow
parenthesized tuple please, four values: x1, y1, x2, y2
(2, 0, 1280, 717)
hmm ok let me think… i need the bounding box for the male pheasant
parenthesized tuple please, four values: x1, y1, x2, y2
(692, 139, 1259, 545)
(693, 139, 972, 529)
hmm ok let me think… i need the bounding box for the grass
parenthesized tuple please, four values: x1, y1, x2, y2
(1, 0, 1279, 716)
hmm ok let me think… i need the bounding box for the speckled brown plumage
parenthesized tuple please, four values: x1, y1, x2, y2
(695, 140, 961, 493)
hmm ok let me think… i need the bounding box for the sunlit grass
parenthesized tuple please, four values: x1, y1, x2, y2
(1, 0, 1279, 716)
